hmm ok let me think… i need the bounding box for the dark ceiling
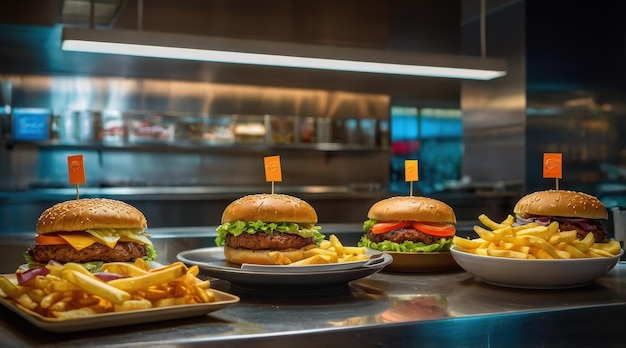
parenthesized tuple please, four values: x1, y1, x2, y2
(0, 0, 464, 104)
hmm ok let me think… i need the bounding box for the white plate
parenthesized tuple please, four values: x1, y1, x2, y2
(450, 245, 624, 289)
(0, 274, 239, 333)
(176, 247, 392, 291)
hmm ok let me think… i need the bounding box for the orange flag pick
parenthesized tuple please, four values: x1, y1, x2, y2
(405, 160, 418, 196)
(67, 155, 86, 200)
(543, 153, 562, 190)
(405, 160, 418, 182)
(264, 155, 282, 194)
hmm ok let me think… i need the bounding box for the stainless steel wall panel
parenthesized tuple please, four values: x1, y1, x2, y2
(461, 1, 525, 185)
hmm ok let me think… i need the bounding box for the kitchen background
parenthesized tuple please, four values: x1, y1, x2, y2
(0, 0, 624, 234)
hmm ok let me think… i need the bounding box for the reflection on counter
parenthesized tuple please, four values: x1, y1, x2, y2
(329, 293, 448, 326)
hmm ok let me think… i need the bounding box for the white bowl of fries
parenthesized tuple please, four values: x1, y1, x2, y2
(450, 213, 624, 288)
(450, 245, 623, 289)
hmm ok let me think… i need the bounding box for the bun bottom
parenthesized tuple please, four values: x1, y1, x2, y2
(223, 245, 306, 265)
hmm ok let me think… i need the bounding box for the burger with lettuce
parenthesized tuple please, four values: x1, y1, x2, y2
(215, 193, 324, 265)
(25, 198, 157, 272)
(359, 196, 457, 252)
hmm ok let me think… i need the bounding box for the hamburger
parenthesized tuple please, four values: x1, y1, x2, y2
(215, 193, 324, 265)
(513, 190, 608, 242)
(25, 198, 157, 271)
(358, 196, 457, 252)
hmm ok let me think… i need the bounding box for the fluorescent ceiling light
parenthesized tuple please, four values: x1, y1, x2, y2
(61, 28, 507, 81)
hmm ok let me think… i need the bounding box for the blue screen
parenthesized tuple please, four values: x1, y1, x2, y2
(12, 108, 50, 140)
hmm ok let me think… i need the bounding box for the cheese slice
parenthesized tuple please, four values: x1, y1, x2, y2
(85, 228, 153, 248)
(59, 234, 98, 251)
(85, 229, 120, 248)
(118, 231, 153, 245)
(53, 228, 152, 250)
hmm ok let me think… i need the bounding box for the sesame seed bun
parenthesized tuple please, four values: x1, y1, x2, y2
(36, 198, 148, 234)
(513, 190, 607, 219)
(367, 196, 457, 223)
(221, 193, 318, 224)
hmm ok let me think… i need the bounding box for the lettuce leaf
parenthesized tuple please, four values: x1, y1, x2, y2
(363, 218, 377, 232)
(357, 235, 452, 252)
(215, 220, 324, 246)
(143, 244, 158, 262)
(82, 261, 105, 273)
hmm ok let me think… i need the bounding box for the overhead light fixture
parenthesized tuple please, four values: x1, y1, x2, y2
(61, 28, 506, 81)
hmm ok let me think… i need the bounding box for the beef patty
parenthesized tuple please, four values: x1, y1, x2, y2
(225, 232, 314, 250)
(27, 242, 147, 263)
(366, 228, 439, 245)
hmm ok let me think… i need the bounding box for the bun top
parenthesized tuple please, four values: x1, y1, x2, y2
(221, 194, 318, 224)
(368, 196, 456, 224)
(513, 190, 607, 219)
(36, 198, 148, 234)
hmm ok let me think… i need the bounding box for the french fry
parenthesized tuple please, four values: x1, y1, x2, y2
(571, 232, 595, 252)
(134, 258, 151, 272)
(515, 225, 550, 238)
(564, 244, 588, 258)
(289, 255, 332, 265)
(268, 251, 293, 265)
(303, 248, 338, 262)
(339, 254, 369, 262)
(511, 222, 540, 232)
(62, 270, 131, 305)
(452, 236, 485, 250)
(63, 263, 97, 278)
(478, 213, 507, 230)
(473, 225, 495, 241)
(15, 293, 38, 310)
(53, 307, 99, 319)
(329, 235, 346, 256)
(591, 240, 621, 255)
(114, 299, 152, 312)
(40, 291, 66, 309)
(101, 262, 149, 277)
(107, 263, 187, 292)
(487, 248, 528, 259)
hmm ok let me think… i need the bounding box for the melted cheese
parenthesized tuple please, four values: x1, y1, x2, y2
(59, 234, 97, 251)
(85, 228, 153, 248)
(53, 228, 152, 250)
(85, 229, 120, 248)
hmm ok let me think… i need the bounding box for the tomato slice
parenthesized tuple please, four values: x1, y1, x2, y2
(35, 234, 69, 245)
(371, 221, 412, 234)
(412, 222, 456, 237)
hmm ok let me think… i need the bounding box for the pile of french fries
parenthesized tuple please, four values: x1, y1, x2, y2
(0, 259, 215, 319)
(270, 234, 369, 265)
(453, 214, 622, 259)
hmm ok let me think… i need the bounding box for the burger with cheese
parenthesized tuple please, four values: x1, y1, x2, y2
(513, 189, 608, 242)
(25, 198, 157, 271)
(358, 196, 457, 252)
(215, 193, 324, 265)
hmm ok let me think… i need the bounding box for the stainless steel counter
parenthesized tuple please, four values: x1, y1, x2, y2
(2, 226, 624, 347)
